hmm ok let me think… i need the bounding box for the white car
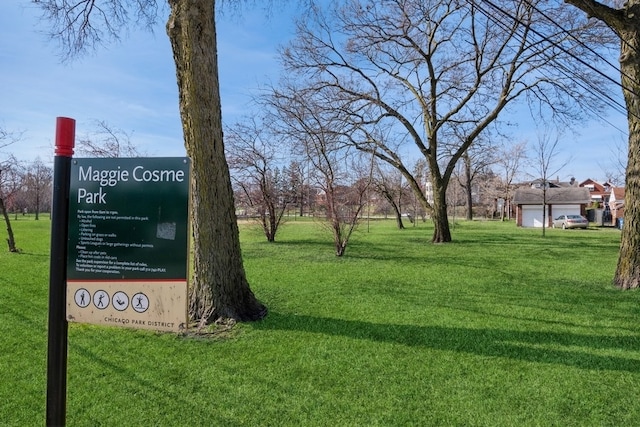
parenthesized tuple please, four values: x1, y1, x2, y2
(552, 214, 588, 229)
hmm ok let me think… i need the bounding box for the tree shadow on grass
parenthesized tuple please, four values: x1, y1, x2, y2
(69, 342, 237, 425)
(257, 312, 640, 373)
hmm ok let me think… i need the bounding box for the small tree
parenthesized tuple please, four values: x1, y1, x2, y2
(457, 142, 497, 221)
(530, 130, 569, 237)
(318, 163, 371, 257)
(495, 141, 529, 220)
(286, 160, 309, 217)
(302, 128, 371, 256)
(372, 164, 411, 229)
(226, 118, 290, 242)
(0, 128, 21, 252)
(23, 158, 53, 220)
(0, 156, 22, 252)
(265, 82, 370, 256)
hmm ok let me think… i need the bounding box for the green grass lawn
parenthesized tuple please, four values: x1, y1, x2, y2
(2, 216, 639, 426)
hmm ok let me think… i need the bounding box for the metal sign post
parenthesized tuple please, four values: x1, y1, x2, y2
(46, 117, 75, 427)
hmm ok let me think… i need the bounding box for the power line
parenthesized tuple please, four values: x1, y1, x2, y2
(476, 0, 633, 126)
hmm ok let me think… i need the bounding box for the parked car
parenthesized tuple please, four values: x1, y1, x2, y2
(552, 214, 589, 229)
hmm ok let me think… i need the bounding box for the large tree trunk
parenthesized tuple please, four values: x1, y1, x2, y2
(565, 0, 640, 291)
(615, 25, 640, 289)
(0, 197, 17, 252)
(167, 0, 267, 322)
(430, 178, 451, 243)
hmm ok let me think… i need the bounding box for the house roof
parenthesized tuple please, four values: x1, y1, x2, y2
(513, 187, 591, 205)
(528, 178, 564, 188)
(579, 178, 599, 186)
(610, 187, 625, 209)
(611, 187, 625, 200)
(578, 178, 614, 187)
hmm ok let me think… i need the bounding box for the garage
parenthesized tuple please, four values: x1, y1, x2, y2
(513, 187, 590, 228)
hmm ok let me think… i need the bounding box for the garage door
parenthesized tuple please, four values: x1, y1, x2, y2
(521, 205, 546, 228)
(550, 204, 580, 221)
(521, 204, 581, 227)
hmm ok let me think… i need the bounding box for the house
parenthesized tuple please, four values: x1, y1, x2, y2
(578, 178, 613, 207)
(512, 187, 591, 228)
(609, 186, 625, 225)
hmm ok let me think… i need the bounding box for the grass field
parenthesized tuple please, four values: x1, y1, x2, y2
(1, 216, 639, 426)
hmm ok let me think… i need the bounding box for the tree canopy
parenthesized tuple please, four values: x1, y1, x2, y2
(277, 0, 612, 242)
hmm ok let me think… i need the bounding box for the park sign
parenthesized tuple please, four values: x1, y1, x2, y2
(66, 157, 191, 332)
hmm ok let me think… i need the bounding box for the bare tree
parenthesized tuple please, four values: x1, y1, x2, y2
(456, 139, 498, 221)
(226, 117, 289, 242)
(34, 0, 266, 323)
(316, 158, 370, 257)
(76, 120, 145, 158)
(473, 168, 503, 219)
(0, 155, 22, 252)
(304, 128, 370, 256)
(280, 0, 611, 243)
(495, 141, 529, 220)
(530, 130, 570, 237)
(371, 164, 411, 229)
(601, 135, 627, 186)
(0, 128, 22, 252)
(266, 83, 370, 256)
(408, 159, 429, 224)
(23, 158, 53, 220)
(286, 160, 311, 217)
(0, 128, 21, 151)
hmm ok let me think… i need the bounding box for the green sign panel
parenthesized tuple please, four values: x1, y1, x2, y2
(67, 157, 191, 280)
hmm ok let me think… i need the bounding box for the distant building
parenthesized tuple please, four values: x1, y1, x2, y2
(609, 186, 625, 226)
(512, 187, 591, 228)
(578, 178, 613, 207)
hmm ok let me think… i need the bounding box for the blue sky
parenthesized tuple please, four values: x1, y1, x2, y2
(0, 2, 296, 160)
(0, 1, 629, 183)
